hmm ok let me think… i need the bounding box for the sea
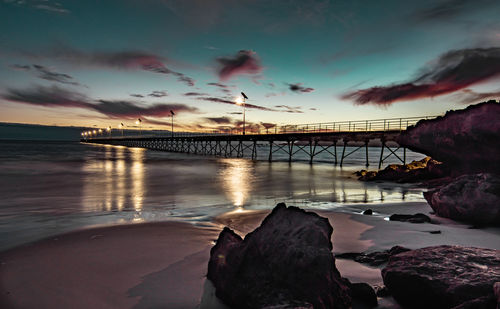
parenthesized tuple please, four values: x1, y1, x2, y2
(0, 139, 427, 251)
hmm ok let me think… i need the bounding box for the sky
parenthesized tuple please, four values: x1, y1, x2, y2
(1, 0, 500, 132)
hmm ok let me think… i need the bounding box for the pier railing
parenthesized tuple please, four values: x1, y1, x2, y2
(87, 115, 441, 139)
(168, 115, 440, 137)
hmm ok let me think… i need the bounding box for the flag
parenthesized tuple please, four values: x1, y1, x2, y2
(138, 118, 142, 123)
(170, 110, 175, 116)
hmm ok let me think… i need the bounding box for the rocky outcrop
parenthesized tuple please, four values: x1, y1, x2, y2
(389, 213, 431, 224)
(207, 203, 351, 309)
(398, 101, 500, 175)
(382, 245, 500, 309)
(336, 246, 410, 266)
(424, 173, 500, 225)
(355, 156, 447, 182)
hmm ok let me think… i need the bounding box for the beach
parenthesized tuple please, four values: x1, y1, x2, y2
(2, 201, 499, 308)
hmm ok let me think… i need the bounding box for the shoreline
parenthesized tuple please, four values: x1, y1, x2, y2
(1, 203, 499, 308)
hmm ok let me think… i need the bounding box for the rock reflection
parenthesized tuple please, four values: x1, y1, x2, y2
(220, 159, 254, 207)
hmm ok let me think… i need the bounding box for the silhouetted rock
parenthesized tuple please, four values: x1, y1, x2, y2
(424, 173, 500, 225)
(389, 213, 431, 223)
(374, 285, 391, 297)
(362, 209, 373, 215)
(336, 245, 410, 266)
(398, 101, 500, 175)
(207, 203, 351, 309)
(355, 156, 447, 182)
(494, 282, 500, 305)
(382, 245, 500, 309)
(350, 283, 377, 307)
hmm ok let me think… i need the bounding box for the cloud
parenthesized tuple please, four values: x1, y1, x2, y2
(274, 105, 304, 113)
(342, 47, 500, 105)
(4, 0, 70, 13)
(32, 65, 80, 86)
(198, 96, 275, 111)
(183, 92, 207, 96)
(1, 85, 198, 119)
(148, 90, 168, 98)
(216, 50, 263, 81)
(39, 46, 195, 86)
(207, 82, 228, 88)
(205, 116, 233, 124)
(412, 0, 496, 22)
(130, 94, 145, 98)
(288, 83, 314, 93)
(454, 89, 500, 104)
(9, 64, 81, 86)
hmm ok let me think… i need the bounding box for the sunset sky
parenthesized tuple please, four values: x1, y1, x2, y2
(1, 0, 499, 131)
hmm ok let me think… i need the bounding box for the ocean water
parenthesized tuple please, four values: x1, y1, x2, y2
(0, 141, 427, 251)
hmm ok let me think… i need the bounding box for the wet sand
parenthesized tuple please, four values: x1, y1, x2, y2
(1, 204, 499, 309)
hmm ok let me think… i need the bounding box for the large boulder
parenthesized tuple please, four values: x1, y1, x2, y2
(207, 203, 351, 309)
(382, 245, 500, 309)
(398, 101, 500, 174)
(356, 156, 447, 182)
(424, 173, 500, 225)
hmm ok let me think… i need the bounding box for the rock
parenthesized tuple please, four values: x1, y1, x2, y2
(356, 156, 448, 182)
(450, 295, 496, 309)
(424, 173, 500, 225)
(398, 101, 500, 175)
(494, 282, 500, 306)
(362, 209, 373, 215)
(350, 283, 378, 307)
(428, 230, 441, 234)
(374, 285, 391, 297)
(382, 245, 500, 309)
(389, 213, 431, 223)
(207, 203, 351, 309)
(336, 245, 411, 266)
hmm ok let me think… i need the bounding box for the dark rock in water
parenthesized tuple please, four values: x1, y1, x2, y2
(382, 245, 500, 309)
(350, 283, 377, 307)
(494, 282, 500, 306)
(398, 101, 500, 175)
(450, 295, 496, 309)
(207, 203, 351, 309)
(336, 245, 410, 266)
(389, 213, 431, 224)
(355, 156, 447, 182)
(362, 209, 373, 215)
(428, 230, 441, 234)
(374, 285, 391, 297)
(424, 173, 500, 225)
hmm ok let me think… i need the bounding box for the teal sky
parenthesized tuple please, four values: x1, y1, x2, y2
(1, 0, 499, 131)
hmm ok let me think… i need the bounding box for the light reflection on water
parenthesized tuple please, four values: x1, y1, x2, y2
(0, 141, 427, 250)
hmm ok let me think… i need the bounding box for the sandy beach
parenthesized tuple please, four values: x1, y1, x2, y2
(2, 202, 499, 309)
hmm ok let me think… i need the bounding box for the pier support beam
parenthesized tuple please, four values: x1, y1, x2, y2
(268, 141, 273, 162)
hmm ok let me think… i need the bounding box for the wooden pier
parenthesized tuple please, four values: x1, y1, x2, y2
(82, 116, 438, 168)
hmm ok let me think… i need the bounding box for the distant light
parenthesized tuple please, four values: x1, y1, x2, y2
(93, 130, 96, 134)
(98, 129, 103, 133)
(106, 126, 111, 131)
(235, 96, 244, 105)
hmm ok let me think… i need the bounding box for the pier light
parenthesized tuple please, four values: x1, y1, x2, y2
(98, 129, 103, 135)
(93, 130, 97, 135)
(235, 92, 248, 135)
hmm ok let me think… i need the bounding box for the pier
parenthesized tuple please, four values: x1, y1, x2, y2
(82, 116, 438, 168)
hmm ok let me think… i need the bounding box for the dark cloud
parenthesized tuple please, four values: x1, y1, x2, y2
(342, 47, 500, 105)
(9, 64, 31, 71)
(148, 90, 168, 98)
(207, 82, 228, 88)
(32, 65, 80, 86)
(455, 89, 500, 104)
(309, 107, 317, 111)
(9, 64, 81, 86)
(260, 122, 276, 129)
(4, 0, 70, 14)
(205, 116, 233, 124)
(183, 92, 207, 96)
(130, 94, 145, 98)
(198, 96, 275, 111)
(412, 0, 495, 22)
(1, 85, 198, 119)
(216, 50, 263, 81)
(39, 46, 195, 86)
(288, 83, 314, 93)
(227, 112, 243, 115)
(274, 105, 304, 113)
